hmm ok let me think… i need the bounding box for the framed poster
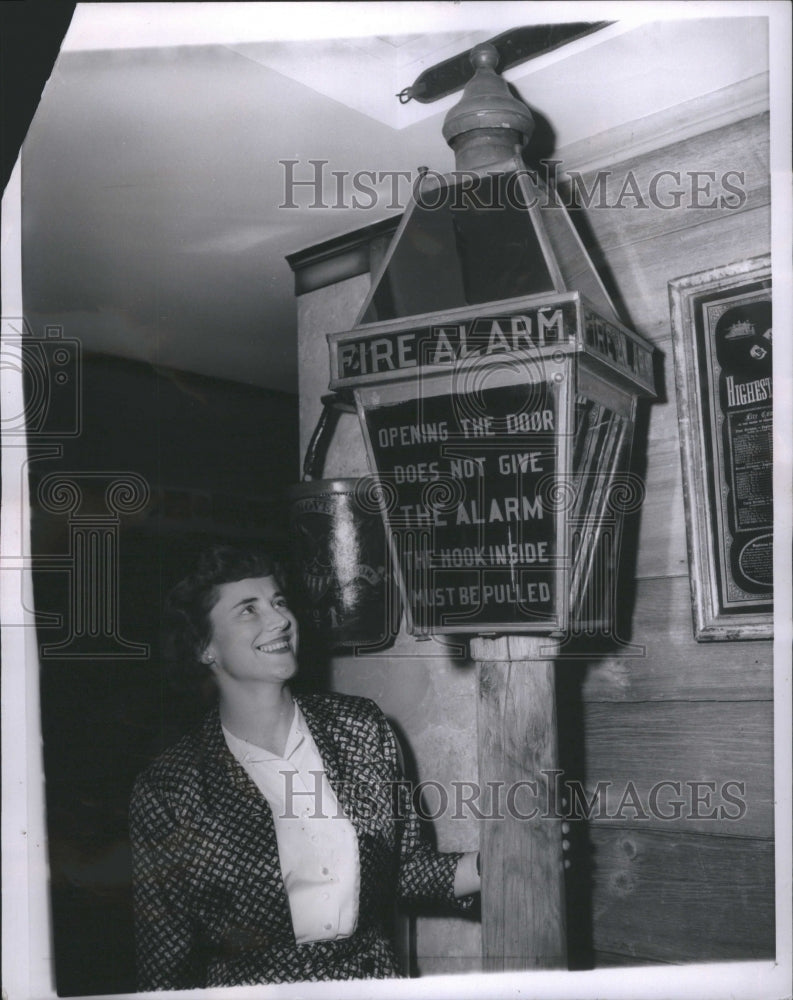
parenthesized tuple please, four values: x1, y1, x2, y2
(669, 255, 772, 640)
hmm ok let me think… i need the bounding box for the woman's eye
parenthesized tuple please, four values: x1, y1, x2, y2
(273, 597, 289, 610)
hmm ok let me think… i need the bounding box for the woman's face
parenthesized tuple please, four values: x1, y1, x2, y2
(204, 576, 299, 687)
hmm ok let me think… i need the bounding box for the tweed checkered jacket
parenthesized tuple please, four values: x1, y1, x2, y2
(130, 692, 469, 989)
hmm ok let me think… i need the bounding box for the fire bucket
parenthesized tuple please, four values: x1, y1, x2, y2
(288, 396, 399, 649)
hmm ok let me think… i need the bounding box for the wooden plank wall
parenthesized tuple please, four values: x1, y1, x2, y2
(557, 111, 774, 965)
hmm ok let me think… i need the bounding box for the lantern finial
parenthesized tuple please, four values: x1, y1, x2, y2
(442, 42, 534, 170)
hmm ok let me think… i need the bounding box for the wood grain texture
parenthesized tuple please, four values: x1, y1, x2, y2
(591, 950, 670, 966)
(627, 372, 688, 581)
(297, 274, 372, 477)
(587, 827, 774, 962)
(632, 453, 689, 582)
(574, 700, 773, 838)
(571, 115, 770, 352)
(475, 646, 567, 970)
(597, 205, 771, 344)
(569, 113, 770, 254)
(560, 576, 774, 703)
(556, 76, 768, 176)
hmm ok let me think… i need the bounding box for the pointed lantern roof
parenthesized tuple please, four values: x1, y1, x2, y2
(359, 43, 619, 327)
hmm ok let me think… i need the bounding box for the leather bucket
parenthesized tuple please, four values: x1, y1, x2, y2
(288, 396, 399, 649)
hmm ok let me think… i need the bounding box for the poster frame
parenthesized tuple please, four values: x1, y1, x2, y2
(669, 254, 773, 641)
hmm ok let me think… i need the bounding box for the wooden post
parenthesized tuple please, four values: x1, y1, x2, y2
(471, 634, 567, 971)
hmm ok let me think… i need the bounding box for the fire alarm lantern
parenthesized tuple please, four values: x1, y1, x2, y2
(327, 45, 657, 639)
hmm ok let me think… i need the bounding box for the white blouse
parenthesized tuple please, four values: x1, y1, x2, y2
(222, 703, 360, 944)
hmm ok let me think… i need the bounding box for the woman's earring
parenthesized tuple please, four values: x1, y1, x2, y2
(202, 651, 215, 665)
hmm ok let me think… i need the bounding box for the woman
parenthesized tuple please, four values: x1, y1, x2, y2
(130, 545, 479, 989)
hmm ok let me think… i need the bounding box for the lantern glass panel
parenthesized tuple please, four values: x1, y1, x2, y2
(569, 392, 633, 629)
(534, 178, 619, 322)
(362, 173, 555, 324)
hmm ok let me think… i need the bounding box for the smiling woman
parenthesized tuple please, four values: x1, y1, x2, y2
(205, 576, 300, 692)
(129, 544, 479, 989)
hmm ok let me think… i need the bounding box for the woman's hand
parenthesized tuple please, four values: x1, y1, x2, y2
(455, 821, 574, 895)
(452, 850, 481, 897)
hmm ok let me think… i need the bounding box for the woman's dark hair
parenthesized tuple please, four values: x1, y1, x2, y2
(163, 544, 286, 693)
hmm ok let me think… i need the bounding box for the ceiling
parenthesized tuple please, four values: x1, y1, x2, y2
(20, 3, 770, 393)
